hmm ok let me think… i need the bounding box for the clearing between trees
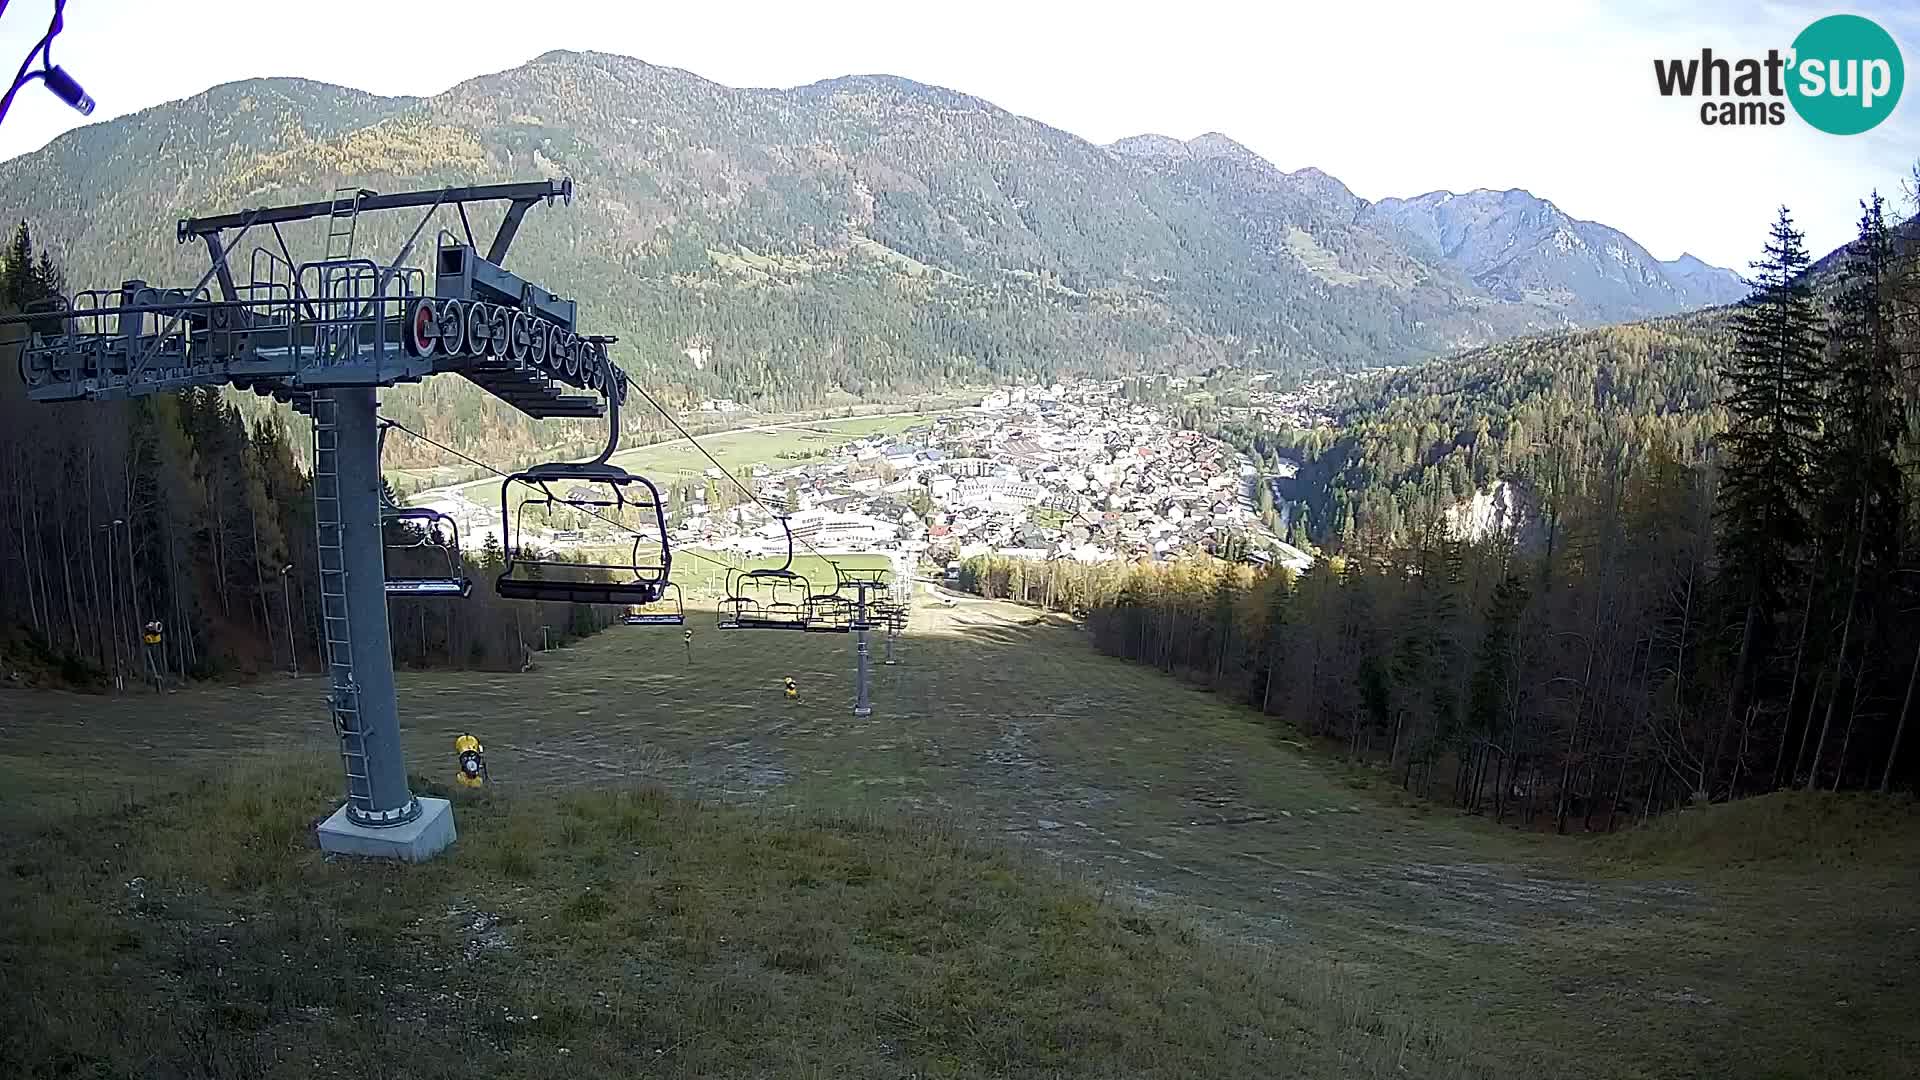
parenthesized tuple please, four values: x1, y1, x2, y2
(3, 593, 1914, 1078)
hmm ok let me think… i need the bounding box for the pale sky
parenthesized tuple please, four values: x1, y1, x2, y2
(0, 0, 1914, 271)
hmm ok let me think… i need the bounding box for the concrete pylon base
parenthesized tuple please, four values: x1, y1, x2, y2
(316, 797, 456, 862)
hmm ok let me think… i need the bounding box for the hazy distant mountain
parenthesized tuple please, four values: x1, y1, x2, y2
(0, 53, 1743, 417)
(1361, 188, 1749, 321)
(1662, 252, 1748, 298)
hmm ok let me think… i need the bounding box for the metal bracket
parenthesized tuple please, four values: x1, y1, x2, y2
(486, 200, 535, 266)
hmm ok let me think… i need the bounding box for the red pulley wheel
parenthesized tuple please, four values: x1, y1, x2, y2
(404, 298, 438, 359)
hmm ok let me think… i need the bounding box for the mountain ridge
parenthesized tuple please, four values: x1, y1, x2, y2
(1109, 133, 1743, 321)
(0, 52, 1745, 421)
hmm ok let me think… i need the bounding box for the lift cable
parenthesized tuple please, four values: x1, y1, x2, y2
(378, 415, 745, 578)
(623, 379, 842, 568)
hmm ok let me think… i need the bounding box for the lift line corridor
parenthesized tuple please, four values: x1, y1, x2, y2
(5, 176, 913, 862)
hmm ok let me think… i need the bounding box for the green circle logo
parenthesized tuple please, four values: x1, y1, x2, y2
(1787, 15, 1903, 135)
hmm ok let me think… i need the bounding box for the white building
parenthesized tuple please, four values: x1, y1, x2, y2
(952, 478, 1045, 513)
(1067, 544, 1116, 563)
(938, 458, 998, 479)
(785, 509, 901, 548)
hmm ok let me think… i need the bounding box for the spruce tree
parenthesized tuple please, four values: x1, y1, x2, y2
(34, 249, 65, 300)
(1804, 194, 1902, 789)
(1467, 574, 1529, 751)
(1715, 207, 1823, 729)
(3, 221, 35, 307)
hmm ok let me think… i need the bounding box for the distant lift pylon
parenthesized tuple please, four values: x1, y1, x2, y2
(2, 177, 639, 862)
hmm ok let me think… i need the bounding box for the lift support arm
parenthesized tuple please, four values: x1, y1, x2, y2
(177, 178, 574, 263)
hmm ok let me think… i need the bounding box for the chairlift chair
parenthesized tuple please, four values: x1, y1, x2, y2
(621, 582, 685, 626)
(803, 593, 853, 633)
(721, 566, 812, 630)
(761, 597, 811, 630)
(382, 507, 474, 598)
(716, 593, 756, 631)
(833, 564, 892, 593)
(498, 470, 672, 604)
(829, 564, 890, 630)
(374, 424, 473, 598)
(495, 352, 675, 606)
(872, 600, 909, 632)
(715, 517, 811, 631)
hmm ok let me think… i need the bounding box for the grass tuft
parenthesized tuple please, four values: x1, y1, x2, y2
(0, 762, 1500, 1080)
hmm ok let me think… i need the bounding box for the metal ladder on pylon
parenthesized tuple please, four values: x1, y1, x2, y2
(317, 187, 368, 364)
(311, 392, 374, 814)
(325, 186, 365, 261)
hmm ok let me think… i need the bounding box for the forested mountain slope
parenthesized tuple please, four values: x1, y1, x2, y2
(1255, 310, 1732, 545)
(0, 51, 1739, 461)
(1237, 213, 1916, 547)
(978, 202, 1920, 839)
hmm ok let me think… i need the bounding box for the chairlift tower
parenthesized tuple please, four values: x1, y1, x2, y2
(881, 564, 911, 666)
(834, 567, 893, 718)
(6, 178, 632, 862)
(715, 531, 899, 717)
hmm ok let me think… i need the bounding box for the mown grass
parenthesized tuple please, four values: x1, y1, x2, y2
(6, 597, 1917, 1079)
(0, 759, 1502, 1080)
(442, 413, 935, 502)
(672, 552, 895, 599)
(1589, 790, 1920, 874)
(389, 407, 957, 495)
(602, 412, 926, 483)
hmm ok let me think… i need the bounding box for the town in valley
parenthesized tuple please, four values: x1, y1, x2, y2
(407, 378, 1331, 580)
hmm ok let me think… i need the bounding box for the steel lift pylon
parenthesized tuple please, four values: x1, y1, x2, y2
(6, 178, 632, 861)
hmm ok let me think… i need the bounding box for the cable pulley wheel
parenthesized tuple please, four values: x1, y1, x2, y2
(466, 301, 492, 361)
(506, 310, 530, 361)
(403, 297, 438, 359)
(526, 317, 548, 366)
(495, 303, 518, 357)
(436, 298, 466, 357)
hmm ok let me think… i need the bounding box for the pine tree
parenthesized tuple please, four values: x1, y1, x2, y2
(1804, 194, 1903, 789)
(1715, 207, 1823, 732)
(1254, 570, 1291, 713)
(3, 221, 35, 307)
(1465, 572, 1529, 809)
(34, 250, 65, 300)
(479, 531, 505, 570)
